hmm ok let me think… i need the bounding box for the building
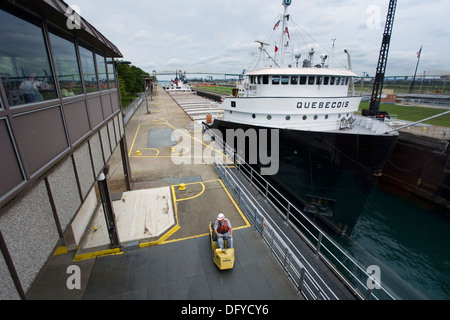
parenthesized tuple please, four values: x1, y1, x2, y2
(0, 0, 130, 299)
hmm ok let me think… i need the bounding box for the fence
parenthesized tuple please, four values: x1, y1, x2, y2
(205, 127, 397, 300)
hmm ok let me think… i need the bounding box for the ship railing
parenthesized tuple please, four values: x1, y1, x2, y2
(205, 126, 396, 300)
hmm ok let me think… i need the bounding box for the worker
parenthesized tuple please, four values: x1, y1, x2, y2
(213, 213, 233, 250)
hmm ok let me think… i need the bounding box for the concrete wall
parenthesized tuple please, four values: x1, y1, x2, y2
(0, 113, 124, 299)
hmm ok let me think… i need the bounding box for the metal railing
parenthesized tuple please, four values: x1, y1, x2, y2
(205, 126, 396, 300)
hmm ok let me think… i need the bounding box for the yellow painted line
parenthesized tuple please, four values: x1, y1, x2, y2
(73, 248, 123, 261)
(128, 123, 141, 156)
(218, 179, 251, 228)
(174, 182, 206, 202)
(54, 246, 68, 256)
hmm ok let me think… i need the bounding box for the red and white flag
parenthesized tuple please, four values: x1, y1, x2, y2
(273, 20, 280, 30)
(275, 45, 279, 53)
(286, 27, 290, 39)
(417, 46, 422, 59)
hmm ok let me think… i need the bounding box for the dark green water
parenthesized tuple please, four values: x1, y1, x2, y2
(337, 185, 450, 300)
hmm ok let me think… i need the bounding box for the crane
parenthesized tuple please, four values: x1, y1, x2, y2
(366, 0, 397, 118)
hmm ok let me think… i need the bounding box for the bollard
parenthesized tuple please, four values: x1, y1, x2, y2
(179, 183, 186, 191)
(136, 150, 141, 155)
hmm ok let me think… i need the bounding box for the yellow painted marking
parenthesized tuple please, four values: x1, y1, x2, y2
(54, 246, 68, 256)
(128, 123, 141, 156)
(175, 182, 206, 202)
(218, 179, 251, 227)
(73, 248, 123, 261)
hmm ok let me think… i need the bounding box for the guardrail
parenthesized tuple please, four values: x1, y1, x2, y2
(122, 91, 149, 125)
(204, 126, 396, 300)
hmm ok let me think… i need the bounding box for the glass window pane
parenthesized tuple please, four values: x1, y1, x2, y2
(291, 76, 298, 85)
(96, 53, 108, 90)
(281, 76, 289, 85)
(272, 76, 280, 85)
(0, 8, 57, 106)
(107, 58, 116, 89)
(79, 46, 98, 92)
(300, 76, 307, 85)
(49, 31, 83, 97)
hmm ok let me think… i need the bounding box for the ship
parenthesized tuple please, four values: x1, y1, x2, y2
(206, 0, 398, 235)
(163, 70, 192, 92)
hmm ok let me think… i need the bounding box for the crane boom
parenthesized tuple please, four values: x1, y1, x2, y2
(368, 0, 397, 116)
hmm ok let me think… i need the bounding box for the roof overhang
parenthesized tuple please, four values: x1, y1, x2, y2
(6, 0, 122, 57)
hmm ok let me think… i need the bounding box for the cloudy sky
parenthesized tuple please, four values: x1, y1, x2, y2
(72, 0, 450, 79)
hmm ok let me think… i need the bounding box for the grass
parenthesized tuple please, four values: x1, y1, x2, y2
(194, 85, 234, 95)
(358, 102, 450, 127)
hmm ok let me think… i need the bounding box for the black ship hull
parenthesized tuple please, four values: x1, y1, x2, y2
(209, 119, 398, 236)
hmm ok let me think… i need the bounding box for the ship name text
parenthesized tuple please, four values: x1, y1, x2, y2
(296, 100, 350, 109)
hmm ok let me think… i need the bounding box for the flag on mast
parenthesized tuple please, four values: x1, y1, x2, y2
(416, 45, 422, 59)
(273, 20, 280, 30)
(286, 27, 290, 39)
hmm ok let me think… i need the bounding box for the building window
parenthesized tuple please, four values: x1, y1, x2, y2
(0, 7, 57, 106)
(96, 53, 108, 91)
(79, 46, 98, 93)
(106, 58, 116, 89)
(48, 30, 83, 97)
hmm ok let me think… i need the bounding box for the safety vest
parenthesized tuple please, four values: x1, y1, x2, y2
(217, 220, 229, 234)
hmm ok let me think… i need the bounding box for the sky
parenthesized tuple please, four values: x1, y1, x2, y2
(71, 0, 450, 79)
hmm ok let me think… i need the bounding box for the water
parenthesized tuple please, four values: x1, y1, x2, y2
(337, 185, 450, 300)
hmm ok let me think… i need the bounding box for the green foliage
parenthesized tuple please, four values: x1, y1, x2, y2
(116, 61, 150, 107)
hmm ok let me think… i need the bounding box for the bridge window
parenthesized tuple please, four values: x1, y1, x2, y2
(291, 76, 298, 85)
(262, 75, 269, 84)
(329, 77, 335, 85)
(323, 76, 329, 85)
(272, 76, 280, 84)
(308, 76, 315, 85)
(300, 76, 307, 85)
(48, 29, 83, 97)
(0, 7, 57, 107)
(79, 45, 98, 92)
(335, 77, 341, 85)
(249, 76, 255, 84)
(272, 76, 280, 85)
(281, 76, 289, 85)
(316, 76, 322, 85)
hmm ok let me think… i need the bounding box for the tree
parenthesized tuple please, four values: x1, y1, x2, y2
(116, 61, 149, 106)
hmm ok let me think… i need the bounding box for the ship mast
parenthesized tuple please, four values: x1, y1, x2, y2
(280, 0, 291, 67)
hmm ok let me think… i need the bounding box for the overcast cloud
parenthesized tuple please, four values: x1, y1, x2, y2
(72, 0, 450, 78)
